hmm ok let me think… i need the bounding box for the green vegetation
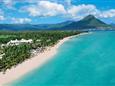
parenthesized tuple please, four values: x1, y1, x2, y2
(0, 15, 111, 31)
(62, 15, 111, 30)
(0, 35, 16, 38)
(0, 31, 81, 72)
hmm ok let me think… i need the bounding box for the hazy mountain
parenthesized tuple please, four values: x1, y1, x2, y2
(55, 15, 111, 30)
(0, 15, 112, 31)
(110, 23, 115, 27)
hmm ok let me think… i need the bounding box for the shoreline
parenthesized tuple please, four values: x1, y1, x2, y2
(0, 32, 89, 86)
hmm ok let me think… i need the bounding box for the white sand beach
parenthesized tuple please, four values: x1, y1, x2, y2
(0, 35, 78, 86)
(0, 32, 91, 86)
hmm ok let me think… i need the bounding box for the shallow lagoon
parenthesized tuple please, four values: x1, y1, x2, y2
(11, 31, 115, 86)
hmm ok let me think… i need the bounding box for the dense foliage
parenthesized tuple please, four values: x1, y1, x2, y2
(0, 31, 81, 72)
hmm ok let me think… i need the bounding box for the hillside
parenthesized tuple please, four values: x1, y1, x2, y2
(58, 15, 111, 30)
(0, 15, 111, 31)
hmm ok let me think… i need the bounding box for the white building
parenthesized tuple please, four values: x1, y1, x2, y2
(7, 39, 33, 46)
(0, 53, 5, 59)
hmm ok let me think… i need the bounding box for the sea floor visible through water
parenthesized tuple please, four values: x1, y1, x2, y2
(10, 31, 115, 86)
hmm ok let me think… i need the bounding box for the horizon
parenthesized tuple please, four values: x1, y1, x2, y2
(0, 0, 115, 24)
(0, 15, 112, 25)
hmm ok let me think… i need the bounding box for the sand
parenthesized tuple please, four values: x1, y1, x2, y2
(0, 35, 78, 86)
(0, 32, 91, 86)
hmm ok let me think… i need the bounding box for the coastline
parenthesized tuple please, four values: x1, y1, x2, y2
(0, 32, 89, 86)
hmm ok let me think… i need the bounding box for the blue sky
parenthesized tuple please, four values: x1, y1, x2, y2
(0, 0, 115, 24)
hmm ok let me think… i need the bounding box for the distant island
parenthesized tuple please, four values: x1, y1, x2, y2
(0, 15, 113, 31)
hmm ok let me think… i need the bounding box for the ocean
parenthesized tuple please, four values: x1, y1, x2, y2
(10, 31, 115, 86)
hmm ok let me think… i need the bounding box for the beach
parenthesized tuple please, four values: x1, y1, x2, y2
(0, 34, 80, 86)
(6, 31, 115, 86)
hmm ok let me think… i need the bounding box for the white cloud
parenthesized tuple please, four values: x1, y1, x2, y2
(1, 0, 115, 24)
(22, 1, 115, 19)
(99, 9, 115, 18)
(65, 0, 72, 6)
(2, 0, 14, 9)
(0, 9, 5, 20)
(67, 4, 115, 19)
(23, 0, 59, 4)
(67, 4, 98, 19)
(11, 18, 31, 24)
(24, 1, 66, 17)
(0, 16, 5, 20)
(3, 0, 12, 5)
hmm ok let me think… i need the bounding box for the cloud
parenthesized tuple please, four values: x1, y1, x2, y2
(3, 0, 12, 5)
(23, 1, 66, 17)
(21, 0, 60, 4)
(99, 9, 115, 18)
(0, 16, 5, 20)
(67, 4, 115, 19)
(1, 0, 115, 23)
(67, 4, 98, 19)
(2, 0, 15, 9)
(11, 18, 31, 24)
(0, 9, 5, 20)
(65, 0, 72, 6)
(22, 0, 115, 20)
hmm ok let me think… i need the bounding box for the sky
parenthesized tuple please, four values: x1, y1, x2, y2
(0, 0, 115, 24)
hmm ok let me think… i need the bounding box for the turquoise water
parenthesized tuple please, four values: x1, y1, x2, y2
(10, 31, 115, 86)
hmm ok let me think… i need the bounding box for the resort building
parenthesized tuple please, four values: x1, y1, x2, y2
(7, 39, 33, 46)
(0, 54, 5, 59)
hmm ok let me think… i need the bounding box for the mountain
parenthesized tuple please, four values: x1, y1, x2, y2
(110, 23, 115, 27)
(0, 15, 111, 31)
(0, 21, 73, 31)
(0, 24, 40, 31)
(55, 15, 111, 30)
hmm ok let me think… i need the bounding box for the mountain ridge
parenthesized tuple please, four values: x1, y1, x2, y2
(0, 15, 112, 31)
(57, 15, 111, 30)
